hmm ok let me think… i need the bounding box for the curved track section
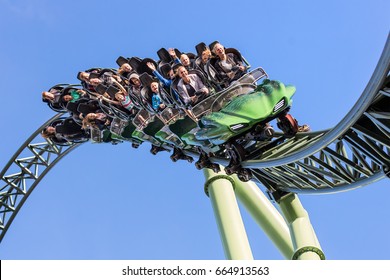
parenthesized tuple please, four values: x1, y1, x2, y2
(0, 113, 81, 242)
(244, 34, 390, 194)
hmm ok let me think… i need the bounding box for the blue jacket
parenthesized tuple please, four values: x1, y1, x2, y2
(152, 93, 162, 111)
(153, 70, 172, 88)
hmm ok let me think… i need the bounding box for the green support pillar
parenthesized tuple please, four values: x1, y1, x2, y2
(277, 193, 325, 260)
(204, 168, 253, 260)
(231, 176, 294, 259)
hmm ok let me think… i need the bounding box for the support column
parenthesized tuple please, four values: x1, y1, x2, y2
(277, 192, 325, 260)
(232, 176, 294, 259)
(204, 168, 253, 260)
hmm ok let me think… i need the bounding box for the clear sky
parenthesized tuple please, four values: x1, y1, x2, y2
(0, 0, 389, 260)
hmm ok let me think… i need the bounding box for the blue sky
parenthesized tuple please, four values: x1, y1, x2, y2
(0, 0, 389, 260)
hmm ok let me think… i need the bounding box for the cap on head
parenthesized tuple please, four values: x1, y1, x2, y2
(129, 73, 139, 80)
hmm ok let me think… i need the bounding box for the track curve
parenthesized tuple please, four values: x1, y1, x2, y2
(0, 113, 81, 242)
(242, 33, 390, 194)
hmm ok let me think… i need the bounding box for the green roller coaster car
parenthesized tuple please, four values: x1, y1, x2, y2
(95, 68, 300, 181)
(195, 79, 297, 145)
(179, 77, 299, 180)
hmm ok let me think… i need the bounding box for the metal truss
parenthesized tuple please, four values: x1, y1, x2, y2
(241, 34, 390, 194)
(0, 113, 81, 242)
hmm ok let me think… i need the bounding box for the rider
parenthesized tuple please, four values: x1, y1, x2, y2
(176, 65, 209, 106)
(146, 61, 175, 88)
(150, 81, 166, 112)
(82, 112, 111, 131)
(211, 42, 247, 87)
(61, 89, 88, 103)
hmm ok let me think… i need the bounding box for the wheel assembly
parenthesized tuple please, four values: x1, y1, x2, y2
(224, 141, 246, 176)
(237, 168, 253, 182)
(277, 113, 298, 138)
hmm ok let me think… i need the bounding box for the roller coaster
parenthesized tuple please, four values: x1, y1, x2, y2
(1, 34, 389, 260)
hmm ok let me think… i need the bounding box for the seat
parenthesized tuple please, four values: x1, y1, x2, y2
(157, 47, 180, 64)
(105, 85, 119, 100)
(195, 42, 207, 57)
(170, 77, 187, 108)
(84, 67, 102, 74)
(156, 48, 182, 72)
(205, 57, 226, 88)
(116, 56, 130, 67)
(138, 58, 158, 76)
(159, 63, 171, 79)
(66, 98, 89, 115)
(140, 87, 155, 113)
(105, 85, 134, 120)
(129, 57, 143, 73)
(46, 100, 66, 113)
(77, 100, 100, 116)
(207, 42, 251, 88)
(55, 118, 83, 135)
(88, 72, 100, 79)
(172, 69, 212, 105)
(43, 84, 69, 113)
(224, 48, 251, 73)
(58, 85, 84, 109)
(184, 52, 197, 68)
(89, 68, 119, 88)
(55, 117, 89, 142)
(142, 65, 176, 107)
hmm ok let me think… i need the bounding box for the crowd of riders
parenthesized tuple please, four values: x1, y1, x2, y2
(40, 40, 309, 146)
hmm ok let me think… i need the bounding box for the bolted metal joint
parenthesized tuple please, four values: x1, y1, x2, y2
(292, 246, 326, 260)
(204, 174, 235, 197)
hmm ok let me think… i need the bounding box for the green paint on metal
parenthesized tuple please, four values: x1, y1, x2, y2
(195, 80, 295, 145)
(232, 176, 295, 259)
(204, 168, 253, 260)
(204, 174, 235, 197)
(292, 246, 326, 260)
(278, 193, 325, 260)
